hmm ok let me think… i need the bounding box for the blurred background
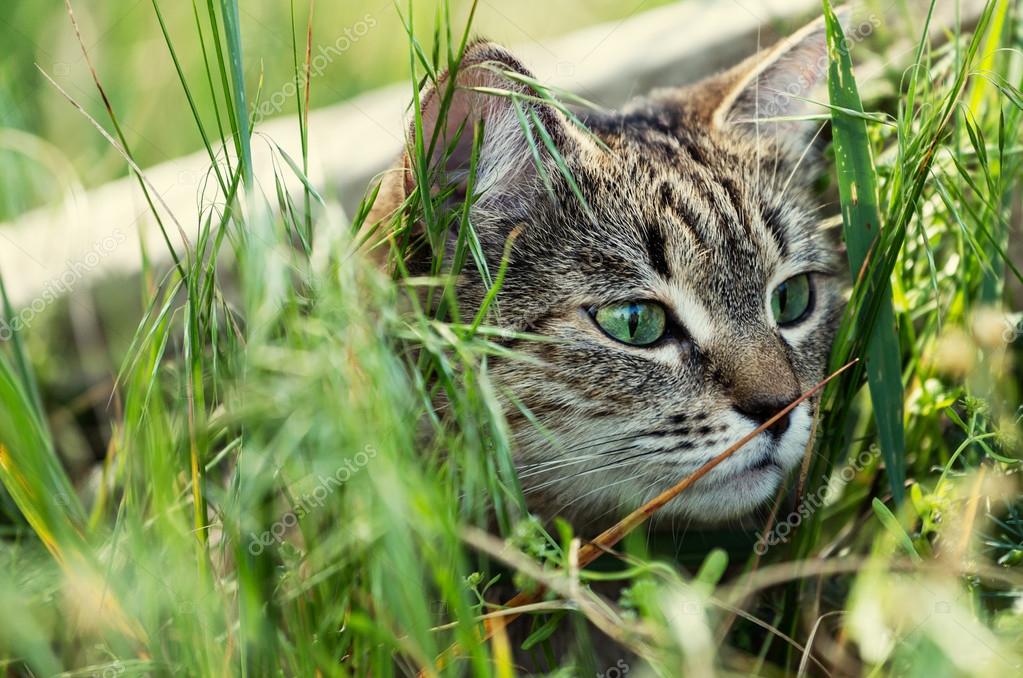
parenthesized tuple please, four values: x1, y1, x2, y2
(0, 0, 674, 221)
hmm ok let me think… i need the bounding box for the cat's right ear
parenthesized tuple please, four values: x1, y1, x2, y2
(707, 9, 851, 160)
(401, 41, 568, 213)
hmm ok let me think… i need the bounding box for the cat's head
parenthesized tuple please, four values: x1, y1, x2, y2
(385, 15, 846, 526)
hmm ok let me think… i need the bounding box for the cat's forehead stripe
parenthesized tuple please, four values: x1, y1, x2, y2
(643, 223, 672, 279)
(657, 181, 711, 250)
(761, 203, 790, 257)
(594, 127, 787, 260)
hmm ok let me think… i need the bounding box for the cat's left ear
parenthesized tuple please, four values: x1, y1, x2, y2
(364, 42, 572, 266)
(404, 41, 571, 208)
(711, 10, 850, 156)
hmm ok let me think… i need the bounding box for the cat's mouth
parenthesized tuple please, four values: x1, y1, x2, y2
(708, 449, 786, 482)
(747, 453, 783, 472)
(684, 415, 808, 503)
(698, 437, 792, 477)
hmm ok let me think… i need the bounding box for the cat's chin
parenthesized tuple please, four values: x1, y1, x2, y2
(538, 458, 793, 535)
(668, 463, 789, 525)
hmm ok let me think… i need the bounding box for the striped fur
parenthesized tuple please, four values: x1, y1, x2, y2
(377, 15, 846, 529)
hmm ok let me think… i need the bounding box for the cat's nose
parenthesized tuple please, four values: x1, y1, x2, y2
(734, 395, 795, 438)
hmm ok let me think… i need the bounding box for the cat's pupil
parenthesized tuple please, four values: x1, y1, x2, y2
(776, 283, 789, 313)
(627, 304, 641, 338)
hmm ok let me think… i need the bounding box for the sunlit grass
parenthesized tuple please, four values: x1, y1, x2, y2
(1, 0, 1022, 676)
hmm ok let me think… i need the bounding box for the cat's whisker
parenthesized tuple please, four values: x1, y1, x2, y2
(816, 214, 844, 231)
(558, 428, 704, 462)
(523, 460, 642, 496)
(771, 108, 782, 180)
(515, 453, 607, 474)
(523, 448, 672, 495)
(552, 472, 657, 518)
(562, 435, 656, 458)
(672, 513, 696, 560)
(802, 201, 833, 215)
(515, 445, 640, 479)
(558, 468, 672, 525)
(520, 428, 664, 466)
(515, 415, 732, 486)
(777, 120, 828, 205)
(518, 425, 737, 484)
(558, 426, 660, 454)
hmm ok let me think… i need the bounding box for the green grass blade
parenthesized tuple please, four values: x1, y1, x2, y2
(823, 0, 906, 504)
(219, 0, 254, 189)
(205, 0, 242, 162)
(871, 497, 922, 563)
(0, 352, 86, 558)
(151, 0, 229, 197)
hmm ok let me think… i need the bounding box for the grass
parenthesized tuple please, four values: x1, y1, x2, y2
(1, 0, 1023, 676)
(824, 0, 907, 505)
(0, 0, 676, 221)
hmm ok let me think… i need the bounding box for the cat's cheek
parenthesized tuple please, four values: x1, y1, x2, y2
(773, 405, 815, 472)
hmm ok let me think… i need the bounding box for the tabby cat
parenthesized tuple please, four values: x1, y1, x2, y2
(373, 13, 846, 530)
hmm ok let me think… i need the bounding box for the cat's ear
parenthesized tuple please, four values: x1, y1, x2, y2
(710, 10, 849, 156)
(403, 41, 568, 209)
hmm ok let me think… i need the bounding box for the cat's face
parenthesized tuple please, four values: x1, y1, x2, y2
(393, 18, 845, 526)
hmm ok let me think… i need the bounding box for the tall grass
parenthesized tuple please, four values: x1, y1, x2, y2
(1, 0, 1022, 676)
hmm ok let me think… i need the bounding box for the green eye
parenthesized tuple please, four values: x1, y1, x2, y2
(593, 302, 667, 346)
(771, 274, 813, 326)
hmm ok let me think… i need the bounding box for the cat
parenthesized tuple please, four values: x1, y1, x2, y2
(370, 12, 846, 533)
